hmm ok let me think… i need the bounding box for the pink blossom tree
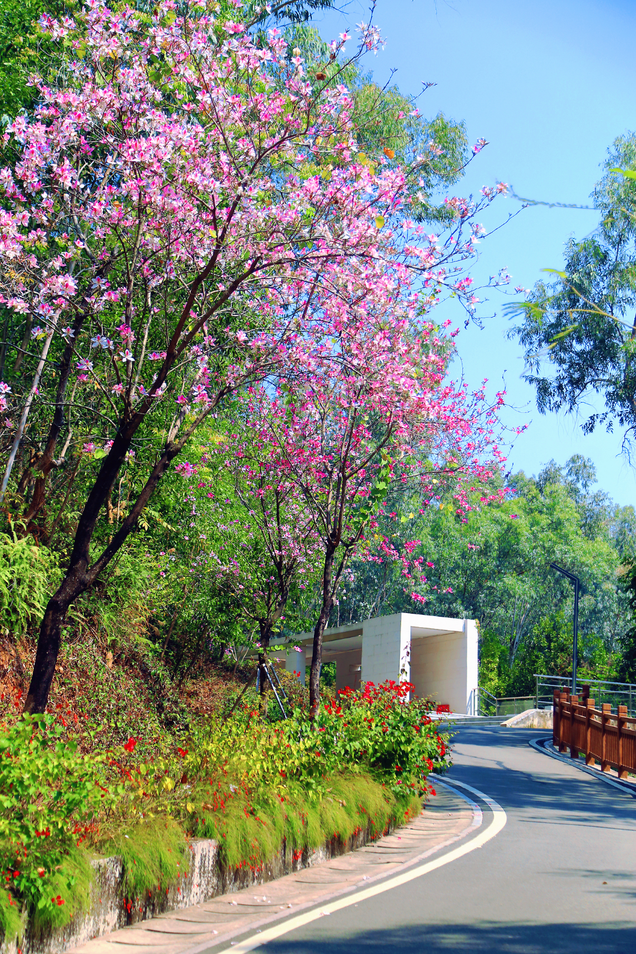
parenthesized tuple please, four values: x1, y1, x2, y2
(219, 271, 508, 716)
(0, 1, 509, 714)
(0, 1, 406, 712)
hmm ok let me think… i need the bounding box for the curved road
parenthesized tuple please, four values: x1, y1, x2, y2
(239, 726, 636, 954)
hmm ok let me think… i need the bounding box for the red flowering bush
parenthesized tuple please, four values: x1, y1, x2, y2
(0, 683, 449, 942)
(0, 714, 113, 939)
(309, 680, 449, 797)
(179, 681, 448, 808)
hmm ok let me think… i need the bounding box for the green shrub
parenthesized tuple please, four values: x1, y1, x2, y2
(0, 880, 24, 944)
(0, 532, 58, 639)
(186, 770, 419, 871)
(0, 714, 112, 939)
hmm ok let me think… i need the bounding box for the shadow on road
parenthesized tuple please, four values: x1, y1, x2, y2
(255, 729, 636, 954)
(444, 727, 636, 825)
(263, 920, 636, 954)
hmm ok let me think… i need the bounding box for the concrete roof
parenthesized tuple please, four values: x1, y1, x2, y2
(272, 613, 469, 657)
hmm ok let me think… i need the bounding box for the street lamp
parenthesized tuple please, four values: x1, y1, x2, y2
(549, 562, 580, 695)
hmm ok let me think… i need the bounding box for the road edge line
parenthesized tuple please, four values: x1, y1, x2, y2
(220, 779, 506, 954)
(529, 736, 636, 798)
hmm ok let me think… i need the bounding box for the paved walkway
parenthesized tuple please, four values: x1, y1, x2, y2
(68, 786, 475, 954)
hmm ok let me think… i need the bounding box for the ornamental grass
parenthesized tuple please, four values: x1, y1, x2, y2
(0, 679, 449, 943)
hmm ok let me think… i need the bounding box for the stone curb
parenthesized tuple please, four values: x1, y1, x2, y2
(1, 814, 395, 954)
(529, 736, 636, 797)
(60, 785, 474, 954)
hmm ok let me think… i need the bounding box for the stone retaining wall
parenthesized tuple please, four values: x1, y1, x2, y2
(502, 708, 553, 729)
(2, 822, 387, 954)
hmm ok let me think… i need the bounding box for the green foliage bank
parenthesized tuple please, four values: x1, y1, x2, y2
(0, 680, 447, 943)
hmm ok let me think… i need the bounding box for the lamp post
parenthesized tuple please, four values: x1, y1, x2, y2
(549, 562, 580, 695)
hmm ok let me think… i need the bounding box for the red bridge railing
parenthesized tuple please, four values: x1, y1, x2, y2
(553, 688, 636, 779)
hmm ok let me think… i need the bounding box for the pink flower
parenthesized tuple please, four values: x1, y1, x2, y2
(116, 323, 134, 342)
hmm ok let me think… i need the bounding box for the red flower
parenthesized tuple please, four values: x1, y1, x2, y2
(177, 747, 188, 758)
(123, 737, 138, 753)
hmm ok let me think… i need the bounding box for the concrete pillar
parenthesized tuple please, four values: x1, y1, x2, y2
(464, 618, 479, 711)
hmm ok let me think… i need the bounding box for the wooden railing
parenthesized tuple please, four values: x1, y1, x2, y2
(553, 689, 636, 779)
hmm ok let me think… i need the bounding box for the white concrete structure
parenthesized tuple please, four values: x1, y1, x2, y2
(275, 613, 478, 714)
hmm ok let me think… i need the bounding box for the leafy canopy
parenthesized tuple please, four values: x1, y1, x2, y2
(512, 132, 636, 448)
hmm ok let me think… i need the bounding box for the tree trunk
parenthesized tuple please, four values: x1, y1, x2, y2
(23, 568, 88, 713)
(309, 544, 336, 720)
(257, 622, 273, 710)
(0, 319, 59, 501)
(177, 624, 210, 688)
(23, 431, 185, 713)
(24, 311, 88, 530)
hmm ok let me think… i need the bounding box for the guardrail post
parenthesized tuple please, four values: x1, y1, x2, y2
(601, 703, 611, 772)
(570, 695, 579, 759)
(617, 705, 628, 779)
(559, 690, 569, 753)
(553, 690, 560, 748)
(585, 698, 595, 766)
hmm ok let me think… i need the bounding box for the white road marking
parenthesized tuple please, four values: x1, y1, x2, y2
(529, 736, 636, 797)
(220, 777, 507, 953)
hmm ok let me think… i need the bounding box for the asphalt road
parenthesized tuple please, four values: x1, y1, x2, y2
(249, 727, 636, 954)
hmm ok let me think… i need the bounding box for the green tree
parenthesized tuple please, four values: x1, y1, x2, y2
(326, 457, 631, 692)
(512, 133, 636, 447)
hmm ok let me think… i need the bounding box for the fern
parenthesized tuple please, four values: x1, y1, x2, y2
(0, 532, 59, 639)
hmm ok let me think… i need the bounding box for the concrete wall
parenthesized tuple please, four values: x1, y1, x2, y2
(1, 816, 401, 954)
(331, 650, 362, 692)
(409, 619, 477, 712)
(360, 614, 411, 686)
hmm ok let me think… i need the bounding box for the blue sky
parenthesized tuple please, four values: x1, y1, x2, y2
(313, 0, 636, 506)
